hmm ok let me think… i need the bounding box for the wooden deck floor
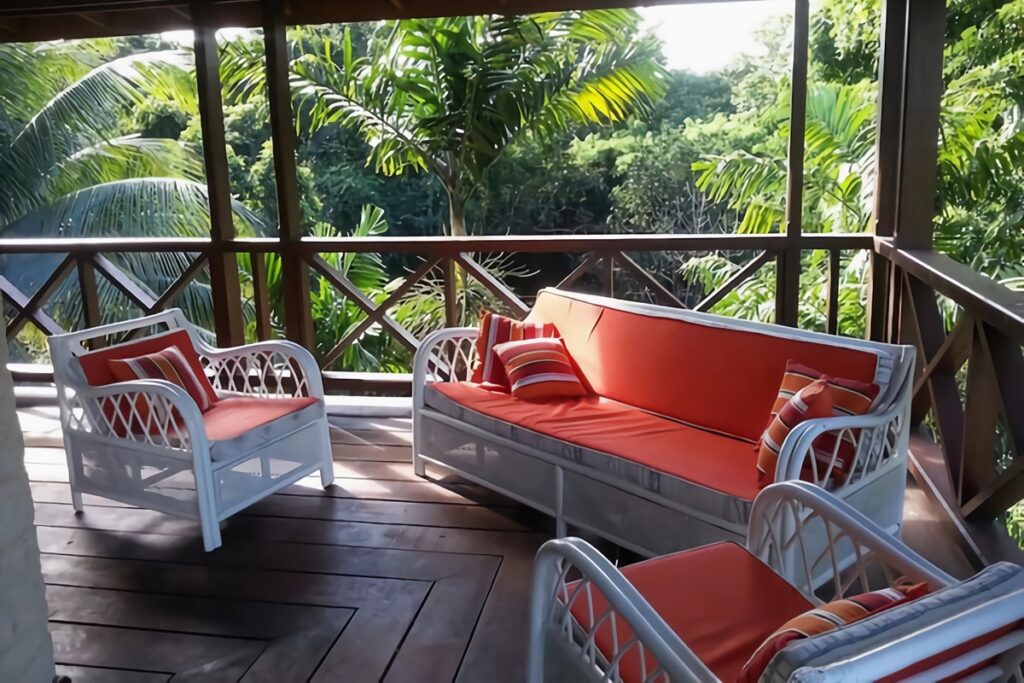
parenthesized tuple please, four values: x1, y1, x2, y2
(18, 407, 976, 682)
(22, 413, 549, 683)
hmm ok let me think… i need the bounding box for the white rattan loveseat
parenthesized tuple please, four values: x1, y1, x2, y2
(413, 289, 915, 556)
(49, 309, 333, 551)
(528, 482, 1024, 682)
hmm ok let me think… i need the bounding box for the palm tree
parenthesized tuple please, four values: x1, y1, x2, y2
(0, 40, 262, 344)
(290, 11, 668, 236)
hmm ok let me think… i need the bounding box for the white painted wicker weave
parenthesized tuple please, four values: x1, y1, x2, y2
(48, 309, 334, 551)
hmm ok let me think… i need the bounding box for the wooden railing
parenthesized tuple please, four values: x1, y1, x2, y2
(0, 232, 871, 383)
(876, 238, 1024, 557)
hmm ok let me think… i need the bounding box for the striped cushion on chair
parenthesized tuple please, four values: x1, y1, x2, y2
(739, 582, 928, 682)
(109, 345, 217, 412)
(762, 361, 881, 483)
(471, 311, 558, 388)
(756, 379, 833, 487)
(492, 338, 586, 401)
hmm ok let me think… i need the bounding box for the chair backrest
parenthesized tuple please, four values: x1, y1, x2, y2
(527, 288, 915, 443)
(48, 309, 203, 390)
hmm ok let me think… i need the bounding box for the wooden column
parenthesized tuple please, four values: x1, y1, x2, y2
(193, 2, 244, 347)
(263, 0, 315, 349)
(867, 0, 908, 341)
(777, 0, 809, 327)
(893, 0, 946, 249)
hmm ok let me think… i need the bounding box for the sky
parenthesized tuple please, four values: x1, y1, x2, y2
(638, 0, 793, 73)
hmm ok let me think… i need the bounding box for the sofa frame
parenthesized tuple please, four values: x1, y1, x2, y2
(412, 290, 915, 558)
(49, 309, 334, 551)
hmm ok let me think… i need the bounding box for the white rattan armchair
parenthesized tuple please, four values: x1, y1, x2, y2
(48, 309, 334, 551)
(528, 482, 1024, 682)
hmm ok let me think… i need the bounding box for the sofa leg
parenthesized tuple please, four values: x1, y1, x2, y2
(201, 521, 223, 552)
(319, 423, 335, 488)
(70, 488, 84, 514)
(413, 452, 426, 478)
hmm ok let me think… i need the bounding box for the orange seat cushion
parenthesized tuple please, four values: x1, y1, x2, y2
(568, 541, 813, 682)
(202, 396, 319, 442)
(432, 382, 761, 499)
(527, 291, 880, 442)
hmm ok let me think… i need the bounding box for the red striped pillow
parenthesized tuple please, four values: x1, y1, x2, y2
(492, 338, 586, 401)
(109, 345, 217, 412)
(761, 361, 881, 483)
(739, 582, 929, 682)
(757, 379, 834, 488)
(471, 311, 558, 388)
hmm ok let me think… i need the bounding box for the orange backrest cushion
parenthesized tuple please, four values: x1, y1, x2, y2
(78, 329, 212, 398)
(527, 290, 880, 442)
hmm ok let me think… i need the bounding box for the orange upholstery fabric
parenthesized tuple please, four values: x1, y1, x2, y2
(432, 382, 761, 499)
(202, 396, 319, 442)
(756, 379, 834, 488)
(527, 291, 880, 442)
(471, 311, 558, 387)
(109, 345, 216, 412)
(492, 338, 586, 401)
(568, 542, 814, 682)
(78, 329, 217, 405)
(739, 582, 929, 682)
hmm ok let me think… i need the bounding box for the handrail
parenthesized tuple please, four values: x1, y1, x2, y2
(0, 232, 872, 254)
(875, 237, 1024, 342)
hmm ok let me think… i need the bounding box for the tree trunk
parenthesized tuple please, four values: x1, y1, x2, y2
(448, 194, 468, 237)
(0, 335, 55, 682)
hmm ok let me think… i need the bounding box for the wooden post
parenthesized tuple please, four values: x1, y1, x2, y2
(193, 1, 245, 347)
(893, 0, 946, 249)
(778, 0, 809, 328)
(263, 0, 315, 349)
(867, 0, 908, 341)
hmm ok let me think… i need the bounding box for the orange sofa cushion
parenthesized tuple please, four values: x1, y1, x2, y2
(756, 378, 834, 487)
(202, 396, 319, 442)
(568, 541, 814, 682)
(527, 291, 880, 442)
(492, 338, 586, 401)
(432, 382, 761, 500)
(471, 311, 558, 387)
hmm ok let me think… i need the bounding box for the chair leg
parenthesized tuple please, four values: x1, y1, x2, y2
(319, 422, 335, 488)
(194, 464, 222, 552)
(70, 488, 84, 514)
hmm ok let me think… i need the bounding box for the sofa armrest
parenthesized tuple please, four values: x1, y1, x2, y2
(63, 379, 207, 454)
(412, 327, 479, 389)
(746, 481, 955, 602)
(199, 340, 324, 399)
(774, 400, 909, 487)
(528, 536, 714, 683)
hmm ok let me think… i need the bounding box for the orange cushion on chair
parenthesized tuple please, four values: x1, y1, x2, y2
(109, 345, 216, 412)
(762, 361, 881, 482)
(78, 329, 217, 406)
(471, 311, 558, 388)
(756, 378, 834, 488)
(568, 542, 815, 682)
(492, 338, 586, 401)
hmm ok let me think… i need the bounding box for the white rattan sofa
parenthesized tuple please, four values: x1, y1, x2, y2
(49, 309, 333, 551)
(413, 289, 915, 556)
(528, 482, 1024, 682)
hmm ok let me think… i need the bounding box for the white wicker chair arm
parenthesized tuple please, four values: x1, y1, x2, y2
(67, 379, 207, 452)
(413, 327, 479, 387)
(775, 402, 905, 485)
(528, 537, 715, 683)
(198, 340, 323, 399)
(747, 482, 954, 601)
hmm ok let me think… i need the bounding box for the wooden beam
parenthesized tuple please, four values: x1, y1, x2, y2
(697, 251, 772, 313)
(76, 256, 103, 346)
(91, 254, 157, 311)
(893, 0, 946, 249)
(453, 254, 530, 318)
(778, 0, 809, 328)
(612, 251, 686, 308)
(6, 254, 75, 339)
(250, 252, 273, 341)
(825, 249, 841, 335)
(263, 0, 314, 349)
(193, 0, 245, 348)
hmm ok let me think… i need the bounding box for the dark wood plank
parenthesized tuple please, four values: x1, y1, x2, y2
(55, 665, 170, 683)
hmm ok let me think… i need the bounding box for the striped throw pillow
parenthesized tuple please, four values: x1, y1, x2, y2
(492, 338, 586, 401)
(109, 345, 218, 412)
(756, 379, 833, 487)
(763, 361, 881, 483)
(471, 311, 558, 388)
(739, 582, 928, 682)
